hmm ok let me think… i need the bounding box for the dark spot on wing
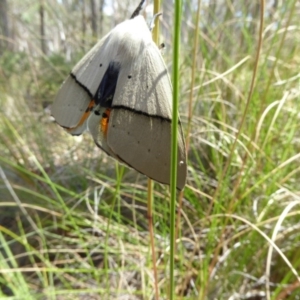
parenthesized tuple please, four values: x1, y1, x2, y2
(94, 61, 120, 108)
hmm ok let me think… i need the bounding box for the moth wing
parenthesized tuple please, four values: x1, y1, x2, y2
(51, 32, 113, 134)
(112, 43, 172, 119)
(87, 107, 119, 158)
(52, 16, 150, 135)
(107, 110, 187, 190)
(108, 43, 187, 189)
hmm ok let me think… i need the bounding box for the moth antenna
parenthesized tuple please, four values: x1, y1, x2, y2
(149, 12, 162, 31)
(130, 0, 145, 19)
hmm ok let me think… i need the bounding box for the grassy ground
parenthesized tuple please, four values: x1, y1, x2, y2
(0, 0, 300, 299)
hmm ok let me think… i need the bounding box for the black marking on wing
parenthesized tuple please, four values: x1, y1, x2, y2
(70, 73, 93, 99)
(111, 105, 172, 123)
(94, 61, 121, 108)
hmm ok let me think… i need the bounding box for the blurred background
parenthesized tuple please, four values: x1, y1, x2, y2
(0, 0, 300, 299)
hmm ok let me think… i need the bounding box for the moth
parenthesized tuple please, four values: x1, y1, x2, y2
(52, 0, 187, 190)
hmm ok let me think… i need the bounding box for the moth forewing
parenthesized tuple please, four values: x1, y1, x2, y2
(52, 12, 187, 189)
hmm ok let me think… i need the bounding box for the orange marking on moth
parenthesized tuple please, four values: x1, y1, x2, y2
(101, 108, 112, 137)
(66, 99, 95, 132)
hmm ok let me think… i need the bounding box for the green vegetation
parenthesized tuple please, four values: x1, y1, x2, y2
(0, 0, 300, 299)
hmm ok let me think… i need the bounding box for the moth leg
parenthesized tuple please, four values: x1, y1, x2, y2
(149, 12, 162, 31)
(159, 42, 165, 50)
